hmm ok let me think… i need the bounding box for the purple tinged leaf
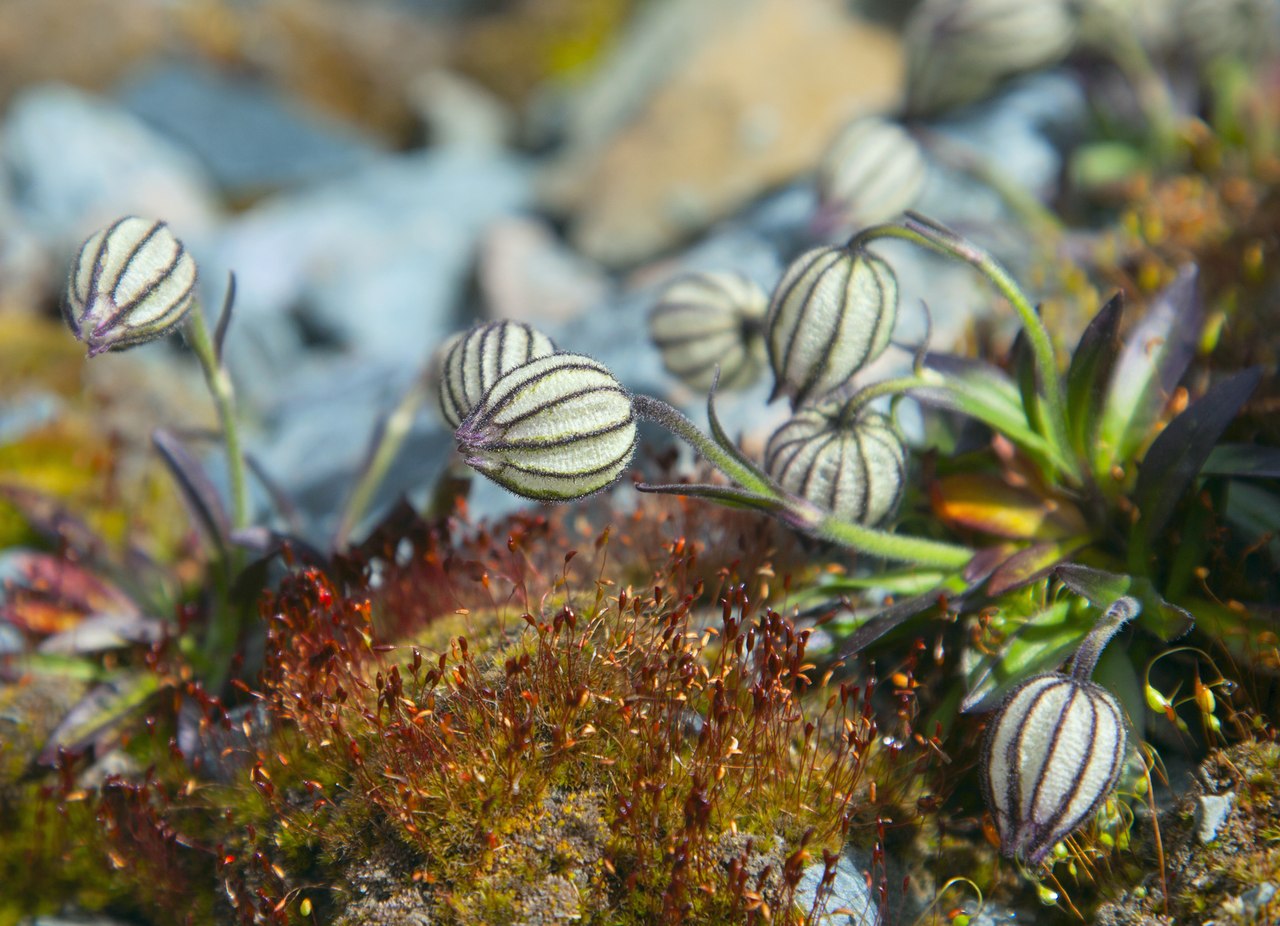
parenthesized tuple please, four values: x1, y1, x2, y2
(1135, 367, 1263, 543)
(1202, 443, 1280, 479)
(1054, 564, 1193, 640)
(38, 673, 162, 764)
(1065, 292, 1123, 459)
(987, 538, 1089, 597)
(1095, 266, 1202, 473)
(1011, 327, 1046, 443)
(151, 427, 230, 559)
(213, 271, 236, 364)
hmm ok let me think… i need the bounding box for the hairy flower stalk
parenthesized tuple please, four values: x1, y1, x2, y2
(848, 213, 1081, 483)
(980, 597, 1137, 866)
(631, 393, 972, 569)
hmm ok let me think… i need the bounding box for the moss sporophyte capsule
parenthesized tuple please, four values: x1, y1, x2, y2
(453, 352, 637, 501)
(648, 271, 768, 392)
(980, 597, 1137, 866)
(764, 401, 906, 527)
(766, 246, 898, 408)
(439, 320, 557, 428)
(63, 216, 198, 356)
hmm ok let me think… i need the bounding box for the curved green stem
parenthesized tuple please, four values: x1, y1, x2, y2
(848, 219, 1081, 484)
(633, 395, 973, 569)
(334, 370, 432, 550)
(632, 396, 775, 497)
(183, 305, 249, 537)
(838, 373, 932, 419)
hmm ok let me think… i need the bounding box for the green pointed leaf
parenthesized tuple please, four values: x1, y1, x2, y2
(914, 354, 1061, 466)
(1094, 266, 1202, 475)
(1011, 326, 1047, 441)
(960, 598, 1077, 712)
(1054, 563, 1194, 640)
(1065, 292, 1123, 460)
(38, 672, 162, 763)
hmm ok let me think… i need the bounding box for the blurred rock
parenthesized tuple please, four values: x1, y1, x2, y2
(0, 83, 221, 256)
(207, 148, 533, 398)
(544, 0, 903, 266)
(477, 216, 611, 325)
(408, 69, 515, 149)
(118, 63, 383, 197)
(0, 195, 53, 315)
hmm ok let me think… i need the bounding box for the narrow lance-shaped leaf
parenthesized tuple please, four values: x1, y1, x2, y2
(1065, 292, 1123, 461)
(1202, 443, 1280, 479)
(1133, 366, 1262, 543)
(914, 353, 1059, 465)
(152, 427, 231, 560)
(1011, 324, 1046, 443)
(1054, 563, 1194, 640)
(1094, 267, 1202, 475)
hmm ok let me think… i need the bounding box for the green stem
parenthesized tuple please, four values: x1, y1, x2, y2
(633, 395, 973, 569)
(632, 396, 776, 498)
(837, 374, 932, 418)
(334, 371, 432, 550)
(848, 219, 1081, 484)
(183, 305, 250, 538)
(184, 304, 250, 692)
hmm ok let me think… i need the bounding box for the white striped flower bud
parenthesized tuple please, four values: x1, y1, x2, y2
(455, 352, 636, 501)
(1177, 0, 1276, 65)
(766, 246, 898, 408)
(816, 116, 927, 230)
(905, 0, 1079, 115)
(764, 402, 906, 526)
(439, 320, 557, 428)
(980, 673, 1127, 866)
(648, 272, 768, 391)
(63, 217, 198, 357)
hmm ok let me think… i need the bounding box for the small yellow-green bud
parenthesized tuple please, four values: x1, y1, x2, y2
(766, 246, 898, 407)
(816, 116, 928, 229)
(455, 352, 636, 501)
(648, 272, 768, 391)
(439, 320, 557, 428)
(764, 402, 906, 526)
(980, 672, 1127, 866)
(63, 217, 198, 357)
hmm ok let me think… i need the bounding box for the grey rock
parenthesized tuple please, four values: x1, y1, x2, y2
(794, 848, 880, 925)
(1195, 792, 1235, 844)
(208, 147, 533, 399)
(408, 70, 515, 150)
(0, 83, 221, 253)
(1240, 882, 1278, 918)
(117, 63, 383, 196)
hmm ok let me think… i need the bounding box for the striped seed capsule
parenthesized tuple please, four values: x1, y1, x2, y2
(455, 352, 636, 501)
(648, 272, 768, 391)
(905, 0, 1079, 115)
(816, 116, 927, 230)
(766, 246, 898, 408)
(439, 320, 557, 428)
(63, 216, 198, 357)
(980, 673, 1127, 866)
(764, 402, 906, 526)
(1177, 0, 1276, 66)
